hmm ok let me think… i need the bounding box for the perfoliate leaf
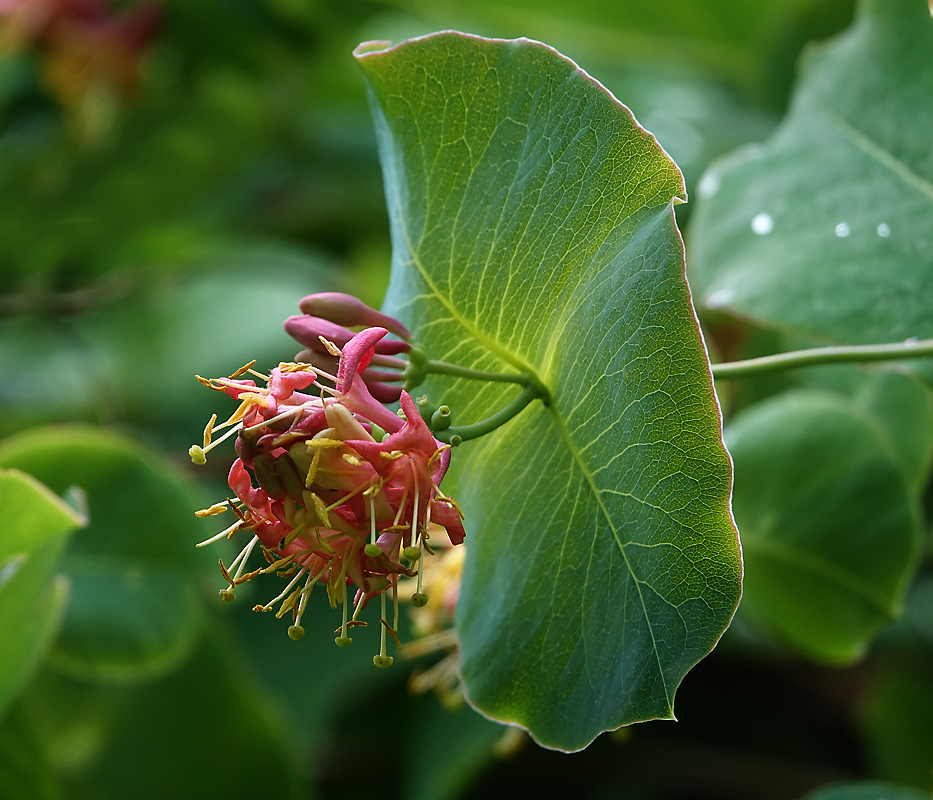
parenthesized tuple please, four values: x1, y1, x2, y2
(726, 391, 920, 664)
(689, 0, 933, 350)
(356, 32, 740, 750)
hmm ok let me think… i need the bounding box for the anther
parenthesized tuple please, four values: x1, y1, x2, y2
(189, 445, 207, 465)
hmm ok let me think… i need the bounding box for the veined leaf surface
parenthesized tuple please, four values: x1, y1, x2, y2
(689, 0, 933, 349)
(356, 32, 741, 750)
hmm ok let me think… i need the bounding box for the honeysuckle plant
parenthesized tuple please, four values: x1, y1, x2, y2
(185, 11, 933, 758)
(8, 2, 933, 796)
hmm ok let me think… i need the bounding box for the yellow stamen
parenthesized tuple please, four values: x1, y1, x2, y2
(428, 444, 451, 467)
(195, 502, 227, 518)
(306, 438, 344, 448)
(310, 493, 331, 528)
(228, 360, 257, 379)
(202, 413, 217, 448)
(195, 375, 224, 390)
(305, 448, 322, 487)
(319, 336, 342, 357)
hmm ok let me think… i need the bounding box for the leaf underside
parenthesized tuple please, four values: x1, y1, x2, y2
(356, 32, 741, 750)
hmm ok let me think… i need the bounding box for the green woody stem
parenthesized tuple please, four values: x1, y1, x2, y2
(711, 338, 933, 380)
(435, 384, 539, 445)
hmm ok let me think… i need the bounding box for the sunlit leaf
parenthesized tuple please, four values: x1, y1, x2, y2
(690, 0, 933, 353)
(726, 391, 920, 663)
(357, 32, 741, 750)
(0, 427, 211, 681)
(0, 469, 82, 720)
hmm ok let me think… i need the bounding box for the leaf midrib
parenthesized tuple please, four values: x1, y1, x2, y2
(747, 536, 896, 617)
(397, 221, 673, 709)
(818, 101, 933, 203)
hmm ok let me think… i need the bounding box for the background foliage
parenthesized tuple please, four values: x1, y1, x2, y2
(1, 0, 931, 798)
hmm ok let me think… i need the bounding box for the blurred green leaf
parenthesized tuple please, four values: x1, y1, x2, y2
(0, 469, 82, 721)
(358, 32, 740, 750)
(851, 372, 933, 491)
(860, 661, 933, 792)
(689, 0, 933, 352)
(78, 254, 336, 443)
(75, 631, 302, 800)
(790, 365, 933, 491)
(11, 630, 302, 800)
(801, 782, 930, 799)
(404, 697, 508, 800)
(726, 391, 920, 663)
(0, 703, 63, 800)
(0, 427, 210, 682)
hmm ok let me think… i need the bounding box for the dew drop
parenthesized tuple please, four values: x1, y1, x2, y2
(751, 213, 773, 235)
(877, 223, 891, 238)
(835, 222, 850, 238)
(698, 171, 721, 199)
(705, 289, 734, 309)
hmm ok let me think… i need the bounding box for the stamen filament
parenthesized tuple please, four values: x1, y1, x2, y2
(324, 479, 375, 512)
(243, 401, 317, 434)
(230, 535, 260, 582)
(262, 567, 308, 610)
(200, 421, 243, 455)
(196, 519, 242, 548)
(380, 591, 387, 657)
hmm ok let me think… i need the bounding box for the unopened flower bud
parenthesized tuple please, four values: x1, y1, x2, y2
(298, 293, 411, 341)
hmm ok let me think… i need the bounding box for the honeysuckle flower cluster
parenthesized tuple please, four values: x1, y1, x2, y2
(190, 297, 465, 667)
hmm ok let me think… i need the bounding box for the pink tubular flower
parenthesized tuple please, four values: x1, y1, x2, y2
(283, 292, 411, 404)
(190, 326, 464, 667)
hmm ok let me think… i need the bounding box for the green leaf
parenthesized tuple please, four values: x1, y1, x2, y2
(0, 469, 82, 721)
(0, 703, 63, 800)
(791, 365, 933, 491)
(11, 631, 303, 800)
(689, 0, 933, 350)
(404, 697, 508, 800)
(860, 661, 933, 792)
(356, 32, 740, 750)
(801, 783, 930, 800)
(0, 427, 211, 682)
(725, 391, 920, 663)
